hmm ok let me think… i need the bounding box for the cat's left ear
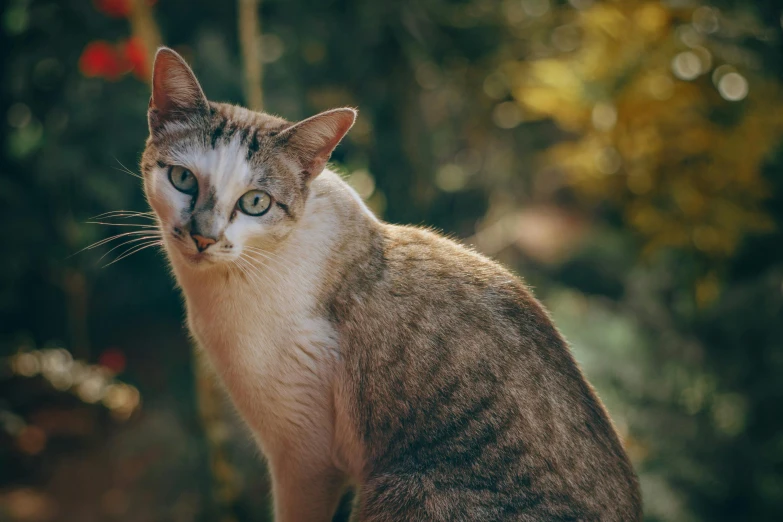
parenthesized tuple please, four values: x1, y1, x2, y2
(277, 108, 356, 181)
(148, 47, 208, 133)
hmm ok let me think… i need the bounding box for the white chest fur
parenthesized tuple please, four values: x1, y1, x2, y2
(188, 285, 339, 458)
(171, 188, 344, 466)
(195, 252, 337, 456)
(165, 172, 373, 498)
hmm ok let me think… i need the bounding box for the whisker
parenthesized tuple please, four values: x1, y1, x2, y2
(103, 240, 163, 267)
(235, 258, 264, 287)
(68, 230, 161, 258)
(238, 254, 267, 279)
(95, 215, 156, 222)
(86, 221, 160, 228)
(230, 260, 244, 281)
(111, 166, 143, 180)
(242, 247, 287, 280)
(243, 245, 284, 259)
(243, 256, 282, 286)
(243, 246, 286, 266)
(113, 157, 144, 180)
(90, 210, 156, 220)
(234, 258, 264, 286)
(242, 260, 283, 285)
(238, 254, 274, 287)
(92, 209, 154, 216)
(97, 235, 163, 262)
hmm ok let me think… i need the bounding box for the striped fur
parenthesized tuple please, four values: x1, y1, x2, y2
(141, 48, 642, 522)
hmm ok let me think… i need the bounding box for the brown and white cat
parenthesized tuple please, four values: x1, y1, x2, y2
(141, 48, 642, 521)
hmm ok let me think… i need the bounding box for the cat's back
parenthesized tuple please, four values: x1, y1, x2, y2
(330, 224, 642, 521)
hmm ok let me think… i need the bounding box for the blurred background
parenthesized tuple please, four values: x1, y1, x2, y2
(2, 0, 783, 520)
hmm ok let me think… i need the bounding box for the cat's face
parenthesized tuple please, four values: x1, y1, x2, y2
(141, 48, 355, 270)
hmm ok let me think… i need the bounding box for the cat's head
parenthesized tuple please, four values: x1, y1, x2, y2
(141, 48, 355, 269)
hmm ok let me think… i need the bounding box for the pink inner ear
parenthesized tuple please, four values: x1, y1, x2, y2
(289, 109, 356, 177)
(312, 115, 354, 166)
(151, 50, 205, 114)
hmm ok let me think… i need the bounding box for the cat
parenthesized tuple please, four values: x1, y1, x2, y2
(141, 47, 643, 522)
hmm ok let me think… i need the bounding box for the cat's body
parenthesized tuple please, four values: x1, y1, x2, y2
(142, 49, 642, 521)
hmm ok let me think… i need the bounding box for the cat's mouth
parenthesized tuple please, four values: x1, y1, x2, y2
(182, 251, 213, 264)
(178, 243, 236, 267)
(170, 229, 217, 266)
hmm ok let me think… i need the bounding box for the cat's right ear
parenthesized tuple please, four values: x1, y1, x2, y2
(275, 108, 356, 182)
(148, 47, 208, 134)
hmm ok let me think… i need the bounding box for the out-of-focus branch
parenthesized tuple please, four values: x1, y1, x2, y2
(195, 356, 241, 522)
(238, 0, 264, 110)
(124, 4, 243, 520)
(128, 0, 162, 82)
(61, 268, 91, 360)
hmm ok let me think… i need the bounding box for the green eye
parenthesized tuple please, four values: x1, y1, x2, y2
(169, 166, 197, 194)
(238, 190, 272, 216)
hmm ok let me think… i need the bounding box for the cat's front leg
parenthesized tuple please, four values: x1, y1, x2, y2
(268, 454, 348, 522)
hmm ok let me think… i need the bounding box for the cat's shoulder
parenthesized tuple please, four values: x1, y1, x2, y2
(378, 223, 515, 283)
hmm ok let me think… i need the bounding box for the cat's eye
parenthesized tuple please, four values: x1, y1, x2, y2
(169, 166, 198, 195)
(238, 190, 272, 216)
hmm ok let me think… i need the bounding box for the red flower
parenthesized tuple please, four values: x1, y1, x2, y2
(122, 37, 148, 80)
(94, 0, 131, 18)
(99, 347, 127, 374)
(93, 0, 158, 18)
(79, 40, 127, 80)
(79, 39, 150, 81)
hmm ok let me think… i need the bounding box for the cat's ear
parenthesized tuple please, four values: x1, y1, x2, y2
(148, 47, 208, 133)
(277, 108, 356, 180)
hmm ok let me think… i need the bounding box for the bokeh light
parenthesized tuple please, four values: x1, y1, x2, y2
(672, 51, 703, 80)
(718, 72, 749, 101)
(492, 101, 522, 129)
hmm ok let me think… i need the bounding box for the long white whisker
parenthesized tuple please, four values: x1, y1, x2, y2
(103, 240, 163, 267)
(68, 230, 161, 258)
(90, 210, 156, 220)
(113, 157, 144, 180)
(86, 221, 160, 228)
(240, 251, 277, 278)
(242, 247, 286, 280)
(231, 259, 249, 281)
(238, 254, 274, 287)
(97, 235, 162, 262)
(243, 246, 287, 268)
(231, 260, 247, 280)
(236, 258, 266, 288)
(92, 209, 154, 216)
(111, 166, 143, 180)
(239, 254, 270, 283)
(234, 258, 264, 286)
(243, 245, 284, 262)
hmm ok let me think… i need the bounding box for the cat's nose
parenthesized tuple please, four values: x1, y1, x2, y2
(190, 233, 217, 252)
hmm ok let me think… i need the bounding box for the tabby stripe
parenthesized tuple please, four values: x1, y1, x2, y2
(210, 118, 227, 148)
(276, 201, 293, 218)
(246, 130, 260, 160)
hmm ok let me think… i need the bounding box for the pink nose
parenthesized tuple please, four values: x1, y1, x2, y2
(191, 233, 216, 252)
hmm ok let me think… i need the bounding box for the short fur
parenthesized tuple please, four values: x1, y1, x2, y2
(141, 48, 642, 521)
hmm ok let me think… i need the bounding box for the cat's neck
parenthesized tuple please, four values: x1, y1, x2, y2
(170, 170, 379, 316)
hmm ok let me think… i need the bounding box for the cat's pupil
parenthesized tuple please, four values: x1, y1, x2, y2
(253, 196, 259, 206)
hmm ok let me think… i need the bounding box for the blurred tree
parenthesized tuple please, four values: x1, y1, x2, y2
(500, 0, 782, 303)
(484, 2, 783, 520)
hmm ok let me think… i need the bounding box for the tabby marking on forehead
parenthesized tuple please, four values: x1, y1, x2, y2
(185, 134, 254, 196)
(203, 108, 288, 163)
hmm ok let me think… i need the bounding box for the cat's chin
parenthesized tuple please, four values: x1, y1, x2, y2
(176, 250, 220, 268)
(165, 241, 237, 271)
